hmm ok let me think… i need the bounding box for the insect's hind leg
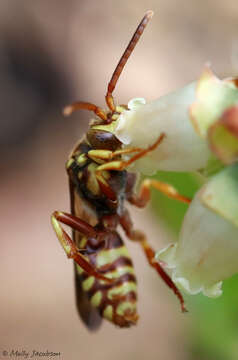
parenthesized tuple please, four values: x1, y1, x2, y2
(51, 211, 112, 283)
(128, 178, 191, 207)
(119, 209, 187, 313)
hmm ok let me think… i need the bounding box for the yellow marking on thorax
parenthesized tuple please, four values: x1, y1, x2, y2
(87, 163, 100, 195)
(116, 302, 137, 316)
(66, 158, 74, 169)
(103, 305, 113, 321)
(90, 291, 102, 307)
(107, 282, 137, 300)
(76, 153, 88, 166)
(82, 276, 95, 291)
(96, 247, 130, 268)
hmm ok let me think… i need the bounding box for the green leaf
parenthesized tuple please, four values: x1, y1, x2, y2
(151, 171, 201, 234)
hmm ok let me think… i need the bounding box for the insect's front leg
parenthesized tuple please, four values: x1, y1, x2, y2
(119, 208, 187, 313)
(87, 146, 148, 163)
(51, 211, 112, 283)
(95, 134, 165, 172)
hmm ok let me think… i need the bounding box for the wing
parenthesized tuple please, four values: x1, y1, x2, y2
(69, 178, 102, 331)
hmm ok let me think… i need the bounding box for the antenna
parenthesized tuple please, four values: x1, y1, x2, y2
(105, 10, 154, 111)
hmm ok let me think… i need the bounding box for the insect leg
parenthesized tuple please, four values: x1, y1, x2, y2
(51, 211, 112, 283)
(119, 209, 187, 313)
(128, 179, 191, 207)
(105, 10, 154, 112)
(87, 146, 148, 162)
(96, 134, 165, 172)
(87, 145, 161, 202)
(63, 101, 107, 121)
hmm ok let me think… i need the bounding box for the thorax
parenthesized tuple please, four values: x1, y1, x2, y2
(66, 139, 127, 218)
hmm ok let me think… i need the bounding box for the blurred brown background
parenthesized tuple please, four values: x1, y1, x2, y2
(1, 0, 238, 359)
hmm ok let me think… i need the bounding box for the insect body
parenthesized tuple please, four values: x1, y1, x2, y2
(51, 11, 190, 329)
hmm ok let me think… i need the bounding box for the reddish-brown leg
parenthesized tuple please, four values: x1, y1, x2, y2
(96, 134, 165, 173)
(51, 211, 112, 283)
(128, 178, 191, 207)
(63, 101, 107, 121)
(120, 209, 187, 312)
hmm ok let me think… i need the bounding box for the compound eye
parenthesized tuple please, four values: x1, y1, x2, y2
(87, 129, 121, 151)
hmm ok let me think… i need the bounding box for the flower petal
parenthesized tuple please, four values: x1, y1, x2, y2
(115, 82, 211, 174)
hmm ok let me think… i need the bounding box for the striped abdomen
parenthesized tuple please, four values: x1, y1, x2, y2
(76, 231, 138, 327)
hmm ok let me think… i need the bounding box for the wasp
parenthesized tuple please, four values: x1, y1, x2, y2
(51, 11, 190, 329)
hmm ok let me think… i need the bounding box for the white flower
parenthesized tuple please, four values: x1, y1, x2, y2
(114, 65, 238, 298)
(114, 67, 238, 175)
(115, 82, 211, 174)
(156, 164, 238, 297)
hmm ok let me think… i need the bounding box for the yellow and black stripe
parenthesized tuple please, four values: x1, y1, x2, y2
(76, 231, 138, 327)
